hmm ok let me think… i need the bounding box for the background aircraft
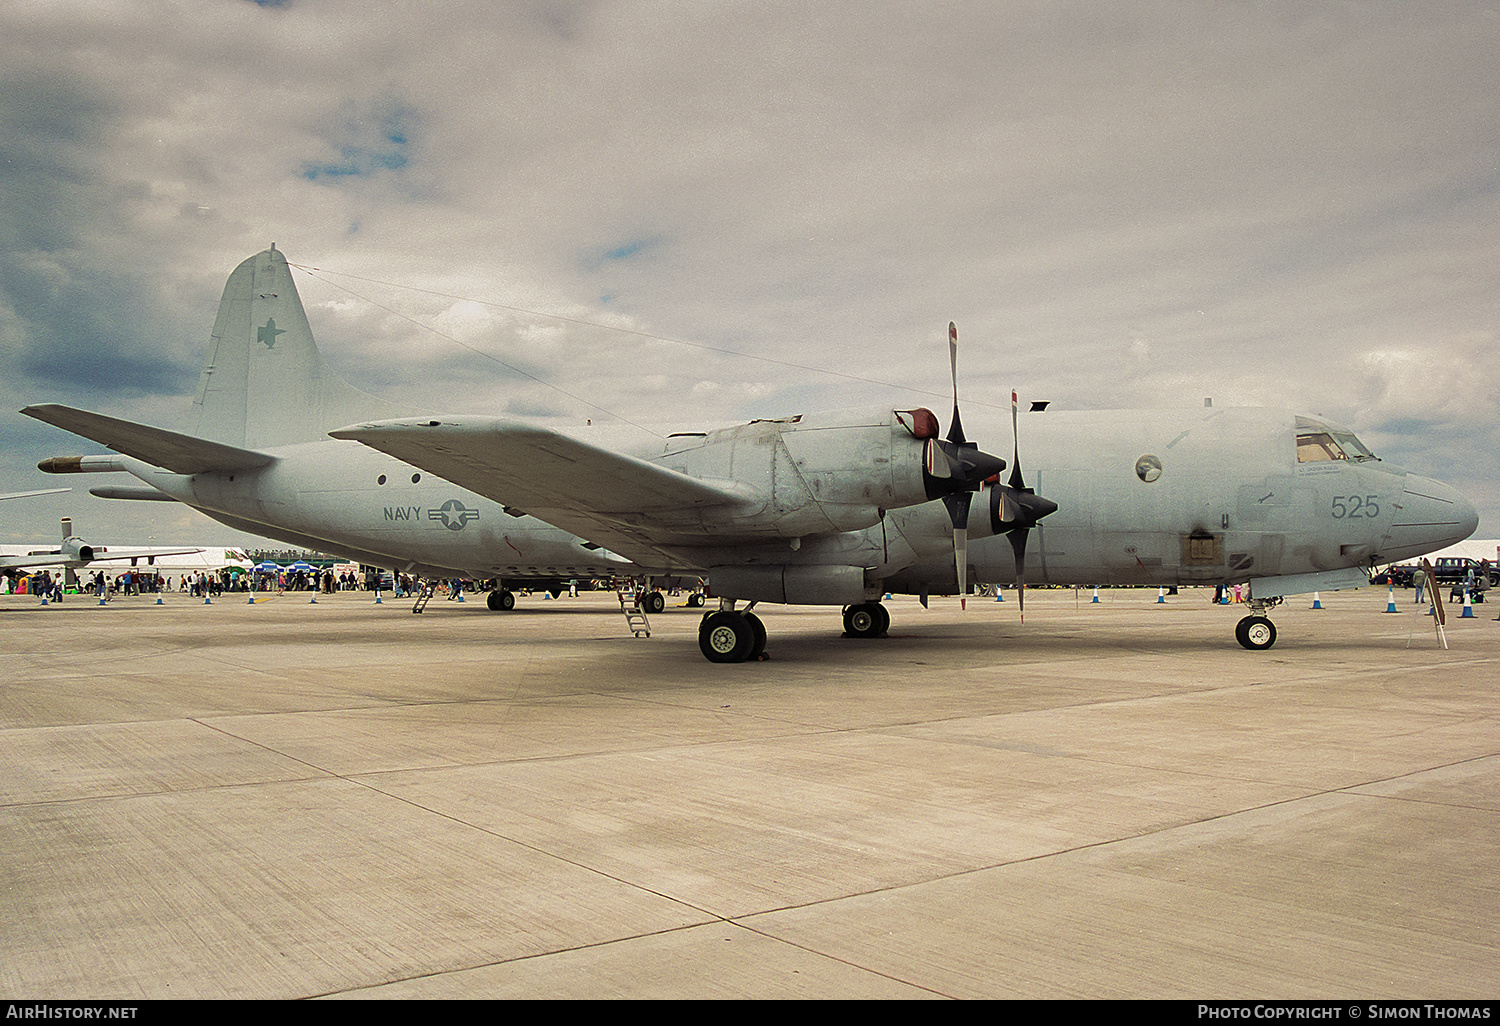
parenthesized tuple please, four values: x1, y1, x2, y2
(0, 515, 201, 574)
(25, 248, 1478, 661)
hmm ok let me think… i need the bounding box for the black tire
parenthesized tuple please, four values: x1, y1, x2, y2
(1235, 615, 1277, 650)
(700, 611, 753, 663)
(743, 612, 767, 659)
(688, 593, 705, 608)
(843, 603, 884, 639)
(486, 589, 515, 611)
(645, 591, 666, 614)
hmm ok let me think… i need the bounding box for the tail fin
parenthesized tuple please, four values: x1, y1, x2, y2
(192, 246, 387, 448)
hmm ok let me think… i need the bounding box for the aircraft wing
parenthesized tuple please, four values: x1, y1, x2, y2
(20, 405, 274, 475)
(0, 552, 82, 571)
(0, 547, 204, 572)
(331, 417, 758, 561)
(85, 547, 205, 565)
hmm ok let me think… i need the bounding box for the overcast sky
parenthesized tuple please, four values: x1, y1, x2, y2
(3, 0, 1497, 549)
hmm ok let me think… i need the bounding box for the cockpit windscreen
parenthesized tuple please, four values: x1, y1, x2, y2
(1296, 417, 1378, 463)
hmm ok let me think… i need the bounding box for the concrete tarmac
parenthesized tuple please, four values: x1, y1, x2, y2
(1, 586, 1496, 999)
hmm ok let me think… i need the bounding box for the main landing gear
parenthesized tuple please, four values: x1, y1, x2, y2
(487, 589, 516, 611)
(842, 601, 890, 639)
(699, 609, 767, 663)
(1234, 597, 1281, 650)
(698, 600, 893, 663)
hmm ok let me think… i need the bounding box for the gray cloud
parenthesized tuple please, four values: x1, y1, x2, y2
(3, 0, 1498, 546)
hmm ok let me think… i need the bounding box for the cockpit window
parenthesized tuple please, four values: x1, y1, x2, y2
(1297, 431, 1347, 462)
(1331, 430, 1376, 461)
(1296, 417, 1378, 464)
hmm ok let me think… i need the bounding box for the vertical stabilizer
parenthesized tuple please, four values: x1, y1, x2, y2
(192, 246, 386, 448)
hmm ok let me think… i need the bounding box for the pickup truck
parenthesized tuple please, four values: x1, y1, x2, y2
(1429, 557, 1498, 587)
(1373, 559, 1497, 590)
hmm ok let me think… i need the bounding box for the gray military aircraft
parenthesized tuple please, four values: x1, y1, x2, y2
(23, 247, 638, 608)
(335, 380, 1477, 659)
(24, 247, 1478, 661)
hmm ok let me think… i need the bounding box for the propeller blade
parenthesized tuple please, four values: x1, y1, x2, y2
(955, 525, 968, 610)
(943, 492, 972, 610)
(989, 391, 1060, 625)
(1009, 527, 1028, 622)
(1009, 389, 1026, 491)
(947, 322, 965, 445)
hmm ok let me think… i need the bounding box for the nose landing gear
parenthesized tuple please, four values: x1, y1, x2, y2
(1235, 597, 1282, 650)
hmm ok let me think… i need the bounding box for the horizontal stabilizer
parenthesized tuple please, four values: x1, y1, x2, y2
(22, 405, 275, 475)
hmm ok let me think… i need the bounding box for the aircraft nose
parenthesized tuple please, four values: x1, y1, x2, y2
(1388, 475, 1479, 558)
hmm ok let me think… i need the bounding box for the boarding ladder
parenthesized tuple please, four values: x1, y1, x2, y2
(617, 585, 651, 637)
(412, 584, 435, 613)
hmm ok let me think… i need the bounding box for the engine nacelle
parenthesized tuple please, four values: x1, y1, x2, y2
(707, 564, 866, 605)
(659, 407, 1004, 538)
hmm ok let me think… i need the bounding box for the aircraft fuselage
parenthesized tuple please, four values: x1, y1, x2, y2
(117, 440, 634, 580)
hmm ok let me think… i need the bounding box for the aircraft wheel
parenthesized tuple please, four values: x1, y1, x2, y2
(488, 590, 516, 611)
(644, 591, 666, 614)
(843, 602, 886, 639)
(1235, 615, 1277, 650)
(687, 593, 705, 608)
(700, 611, 753, 663)
(744, 612, 767, 659)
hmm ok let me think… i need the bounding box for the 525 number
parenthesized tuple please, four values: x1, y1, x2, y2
(1331, 495, 1381, 518)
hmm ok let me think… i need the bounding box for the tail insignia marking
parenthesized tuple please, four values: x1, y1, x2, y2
(258, 318, 287, 349)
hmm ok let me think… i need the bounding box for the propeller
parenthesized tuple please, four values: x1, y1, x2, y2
(922, 323, 1007, 608)
(985, 388, 1059, 621)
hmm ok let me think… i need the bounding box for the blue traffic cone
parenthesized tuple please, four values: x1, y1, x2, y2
(1091, 587, 1100, 603)
(1311, 592, 1323, 609)
(1461, 589, 1475, 618)
(1157, 588, 1166, 604)
(1385, 585, 1398, 613)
